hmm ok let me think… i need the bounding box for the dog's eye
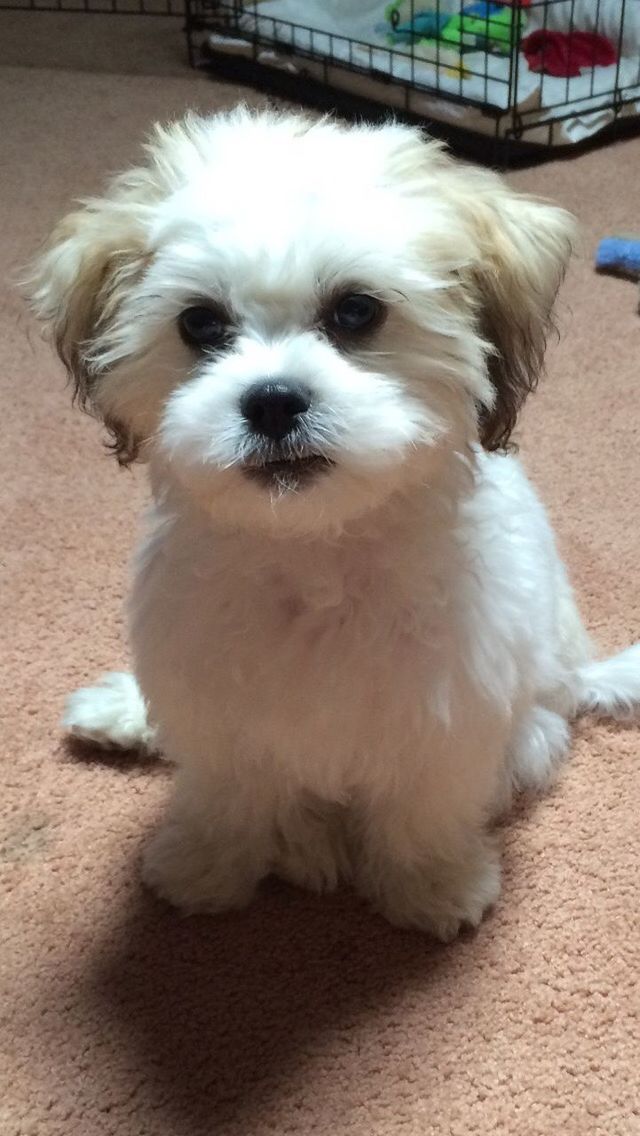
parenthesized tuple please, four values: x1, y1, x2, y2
(332, 294, 383, 333)
(178, 305, 228, 349)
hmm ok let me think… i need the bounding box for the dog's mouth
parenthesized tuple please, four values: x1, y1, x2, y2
(244, 453, 333, 487)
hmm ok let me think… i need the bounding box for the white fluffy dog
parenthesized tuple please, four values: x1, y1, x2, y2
(31, 109, 640, 939)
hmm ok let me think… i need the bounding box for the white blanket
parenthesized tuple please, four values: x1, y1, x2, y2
(219, 0, 640, 144)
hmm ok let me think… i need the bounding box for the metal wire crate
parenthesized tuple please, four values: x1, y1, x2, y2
(188, 1, 640, 159)
(2, 0, 639, 161)
(2, 0, 184, 14)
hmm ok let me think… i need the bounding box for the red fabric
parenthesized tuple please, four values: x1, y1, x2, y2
(521, 30, 617, 78)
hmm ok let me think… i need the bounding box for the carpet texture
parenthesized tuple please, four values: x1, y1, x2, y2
(1, 29, 639, 1136)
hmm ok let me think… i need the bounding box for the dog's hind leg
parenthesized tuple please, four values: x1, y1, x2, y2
(62, 671, 157, 754)
(500, 645, 640, 812)
(500, 704, 571, 811)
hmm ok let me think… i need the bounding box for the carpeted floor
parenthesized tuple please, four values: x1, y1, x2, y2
(1, 19, 639, 1136)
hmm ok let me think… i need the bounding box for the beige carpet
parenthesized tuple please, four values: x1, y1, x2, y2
(1, 23, 639, 1136)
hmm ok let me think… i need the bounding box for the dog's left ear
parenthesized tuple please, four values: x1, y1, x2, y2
(460, 173, 575, 450)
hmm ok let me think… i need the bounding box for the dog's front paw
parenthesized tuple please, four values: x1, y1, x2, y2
(274, 805, 352, 893)
(63, 672, 156, 753)
(142, 820, 258, 914)
(275, 840, 344, 893)
(358, 840, 501, 941)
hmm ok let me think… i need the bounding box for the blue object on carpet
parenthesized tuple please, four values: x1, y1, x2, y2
(595, 237, 640, 277)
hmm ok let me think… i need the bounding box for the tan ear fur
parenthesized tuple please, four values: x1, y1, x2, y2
(382, 129, 575, 450)
(466, 181, 575, 447)
(27, 115, 211, 463)
(460, 172, 575, 450)
(28, 192, 152, 462)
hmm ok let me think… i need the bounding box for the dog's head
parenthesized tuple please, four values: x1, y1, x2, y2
(30, 109, 573, 534)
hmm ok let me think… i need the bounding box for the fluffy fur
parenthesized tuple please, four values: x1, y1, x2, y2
(31, 109, 640, 939)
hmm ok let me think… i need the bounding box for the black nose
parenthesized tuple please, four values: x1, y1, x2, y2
(240, 380, 311, 442)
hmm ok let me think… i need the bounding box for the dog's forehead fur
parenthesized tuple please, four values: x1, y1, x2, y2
(148, 114, 452, 304)
(156, 111, 434, 208)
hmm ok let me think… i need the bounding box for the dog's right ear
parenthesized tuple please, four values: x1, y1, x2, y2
(25, 134, 181, 464)
(28, 185, 151, 414)
(27, 116, 213, 408)
(26, 116, 213, 463)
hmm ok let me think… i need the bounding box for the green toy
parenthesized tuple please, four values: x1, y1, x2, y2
(441, 5, 523, 55)
(380, 3, 525, 57)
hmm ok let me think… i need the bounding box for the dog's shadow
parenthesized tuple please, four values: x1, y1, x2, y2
(64, 734, 167, 773)
(55, 736, 537, 1134)
(85, 870, 479, 1134)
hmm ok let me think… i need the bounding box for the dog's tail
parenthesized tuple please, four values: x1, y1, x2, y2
(575, 643, 640, 721)
(62, 671, 158, 754)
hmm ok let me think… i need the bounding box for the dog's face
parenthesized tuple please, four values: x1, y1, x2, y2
(31, 110, 573, 534)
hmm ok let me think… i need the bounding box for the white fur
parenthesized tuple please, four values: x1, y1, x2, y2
(63, 671, 157, 752)
(33, 109, 640, 939)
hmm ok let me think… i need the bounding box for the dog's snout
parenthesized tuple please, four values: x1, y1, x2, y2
(240, 380, 311, 441)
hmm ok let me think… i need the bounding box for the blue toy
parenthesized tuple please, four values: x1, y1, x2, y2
(377, 9, 449, 44)
(463, 1, 505, 16)
(596, 236, 640, 279)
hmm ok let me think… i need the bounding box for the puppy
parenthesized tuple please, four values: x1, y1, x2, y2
(30, 109, 640, 939)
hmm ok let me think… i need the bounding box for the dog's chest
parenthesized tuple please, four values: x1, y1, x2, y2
(205, 555, 437, 700)
(132, 527, 453, 773)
